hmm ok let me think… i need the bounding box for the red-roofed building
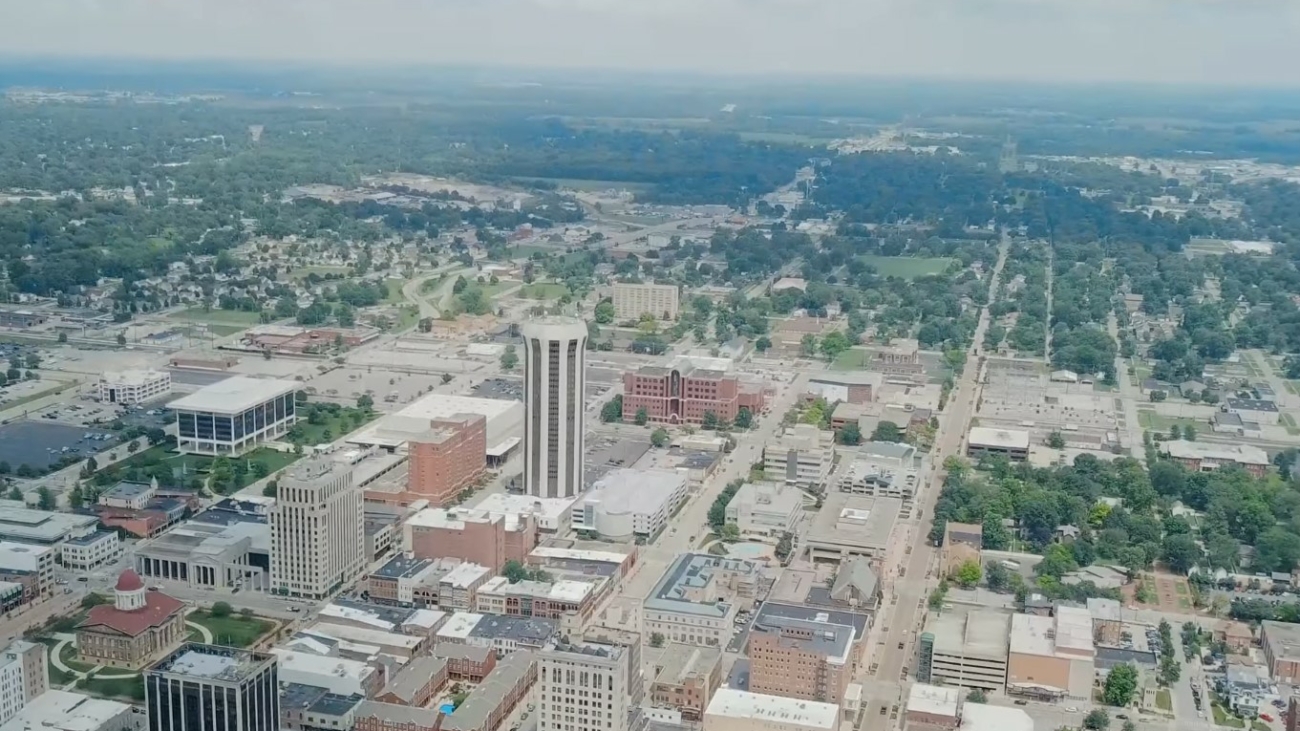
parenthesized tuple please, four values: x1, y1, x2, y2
(76, 569, 187, 669)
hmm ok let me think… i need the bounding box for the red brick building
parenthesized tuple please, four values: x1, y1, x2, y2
(622, 364, 764, 425)
(407, 414, 487, 506)
(407, 508, 536, 572)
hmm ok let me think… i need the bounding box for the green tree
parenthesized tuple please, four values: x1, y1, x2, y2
(721, 523, 741, 542)
(1102, 663, 1138, 706)
(734, 407, 753, 430)
(116, 332, 127, 346)
(601, 395, 624, 423)
(262, 480, 279, 498)
(838, 423, 862, 445)
(500, 344, 519, 371)
(502, 560, 529, 584)
(819, 331, 852, 362)
(966, 689, 987, 704)
(594, 301, 615, 324)
(357, 394, 374, 410)
(800, 333, 818, 357)
(634, 407, 649, 427)
(955, 559, 982, 588)
(651, 428, 670, 448)
(36, 487, 55, 511)
(1047, 431, 1066, 449)
(68, 484, 84, 510)
(1183, 424, 1197, 441)
(701, 411, 719, 430)
(1083, 709, 1110, 730)
(57, 332, 67, 343)
(872, 421, 903, 442)
(1161, 533, 1203, 574)
(985, 561, 1011, 592)
(4, 486, 19, 501)
(210, 601, 234, 618)
(441, 373, 454, 385)
(1169, 424, 1181, 441)
(755, 335, 772, 353)
(81, 593, 109, 608)
(649, 632, 665, 648)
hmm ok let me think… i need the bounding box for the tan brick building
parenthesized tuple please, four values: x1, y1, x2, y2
(407, 414, 487, 506)
(747, 615, 855, 704)
(76, 569, 186, 669)
(405, 507, 537, 571)
(649, 643, 722, 721)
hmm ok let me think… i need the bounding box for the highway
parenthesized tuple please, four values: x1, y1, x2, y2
(858, 233, 1010, 725)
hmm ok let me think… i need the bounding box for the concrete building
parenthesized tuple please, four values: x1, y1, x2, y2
(1262, 621, 1300, 683)
(1215, 621, 1255, 653)
(807, 372, 882, 405)
(404, 507, 536, 572)
(271, 458, 365, 600)
(471, 494, 575, 533)
(1007, 607, 1094, 700)
(96, 370, 171, 405)
(539, 641, 631, 731)
(763, 424, 835, 488)
(77, 569, 187, 670)
(703, 689, 838, 731)
(0, 690, 134, 731)
(168, 376, 299, 456)
(959, 703, 1034, 731)
(1225, 398, 1280, 426)
(406, 414, 487, 506)
(613, 283, 680, 321)
(0, 640, 46, 725)
(134, 518, 268, 589)
(349, 394, 523, 461)
(622, 360, 765, 427)
(475, 576, 599, 624)
(905, 684, 960, 731)
(0, 507, 100, 555)
(1160, 440, 1270, 478)
(748, 612, 856, 704)
(966, 427, 1030, 462)
(805, 494, 901, 562)
(643, 554, 759, 648)
(366, 555, 444, 606)
(941, 523, 983, 577)
(270, 649, 379, 697)
(375, 656, 449, 706)
(145, 644, 279, 731)
(648, 644, 722, 722)
(60, 531, 120, 572)
(862, 339, 923, 376)
(570, 468, 688, 541)
(725, 482, 802, 537)
(919, 609, 1010, 692)
(522, 317, 587, 499)
(837, 442, 920, 501)
(0, 543, 55, 600)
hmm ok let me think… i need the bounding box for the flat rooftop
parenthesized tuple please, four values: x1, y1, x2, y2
(907, 683, 960, 718)
(806, 493, 902, 553)
(582, 468, 686, 514)
(968, 426, 1031, 450)
(960, 703, 1034, 731)
(471, 493, 575, 522)
(1263, 620, 1300, 660)
(0, 509, 98, 544)
(928, 608, 1011, 659)
(645, 553, 759, 619)
(0, 689, 131, 731)
(167, 376, 299, 414)
(705, 688, 838, 731)
(754, 601, 870, 641)
(1161, 439, 1269, 465)
(153, 644, 273, 682)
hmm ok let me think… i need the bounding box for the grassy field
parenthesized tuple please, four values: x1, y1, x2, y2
(1212, 704, 1245, 728)
(383, 278, 410, 305)
(1156, 688, 1172, 712)
(858, 255, 958, 279)
(188, 610, 275, 648)
(1137, 409, 1204, 433)
(519, 282, 570, 300)
(104, 445, 298, 491)
(79, 674, 145, 701)
(290, 404, 379, 445)
(831, 348, 870, 371)
(166, 308, 262, 329)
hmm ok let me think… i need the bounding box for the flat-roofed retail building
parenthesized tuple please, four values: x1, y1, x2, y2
(169, 377, 299, 456)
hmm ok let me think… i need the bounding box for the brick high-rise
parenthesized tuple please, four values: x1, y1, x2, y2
(407, 414, 487, 506)
(622, 361, 764, 426)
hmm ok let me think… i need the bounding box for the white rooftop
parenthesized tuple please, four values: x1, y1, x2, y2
(968, 426, 1031, 450)
(580, 468, 686, 514)
(317, 603, 397, 632)
(704, 688, 838, 731)
(529, 545, 632, 564)
(907, 683, 960, 718)
(0, 541, 53, 571)
(0, 690, 130, 731)
(960, 703, 1035, 731)
(303, 623, 423, 651)
(436, 612, 483, 640)
(100, 369, 169, 385)
(1162, 439, 1269, 465)
(441, 563, 491, 589)
(472, 493, 575, 521)
(168, 376, 299, 414)
(404, 609, 446, 630)
(351, 394, 522, 448)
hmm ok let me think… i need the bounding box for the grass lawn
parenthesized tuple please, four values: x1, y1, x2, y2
(383, 279, 410, 305)
(857, 255, 958, 279)
(188, 610, 275, 648)
(1137, 410, 1203, 433)
(519, 282, 570, 300)
(78, 674, 145, 701)
(35, 639, 85, 685)
(290, 405, 379, 445)
(1252, 722, 1271, 731)
(1213, 704, 1245, 728)
(103, 445, 299, 491)
(166, 308, 262, 327)
(1155, 688, 1172, 712)
(831, 348, 870, 371)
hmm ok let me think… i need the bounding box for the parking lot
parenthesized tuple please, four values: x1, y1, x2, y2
(0, 420, 120, 471)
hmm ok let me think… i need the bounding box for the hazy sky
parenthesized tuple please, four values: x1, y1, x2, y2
(4, 0, 1299, 86)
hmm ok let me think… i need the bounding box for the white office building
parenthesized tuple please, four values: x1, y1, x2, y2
(763, 424, 835, 488)
(97, 370, 172, 405)
(725, 482, 802, 537)
(522, 318, 587, 499)
(539, 641, 631, 731)
(570, 469, 688, 541)
(0, 640, 46, 725)
(612, 283, 680, 321)
(271, 458, 364, 599)
(169, 376, 299, 456)
(704, 689, 838, 731)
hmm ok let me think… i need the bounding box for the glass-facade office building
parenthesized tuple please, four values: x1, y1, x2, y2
(145, 644, 278, 731)
(172, 384, 297, 456)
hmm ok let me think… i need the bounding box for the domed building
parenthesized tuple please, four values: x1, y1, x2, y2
(75, 568, 187, 669)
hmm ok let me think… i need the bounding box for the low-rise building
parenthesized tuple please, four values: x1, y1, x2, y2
(97, 480, 158, 511)
(643, 554, 760, 648)
(1262, 620, 1300, 683)
(375, 656, 449, 706)
(475, 576, 599, 625)
(440, 651, 536, 731)
(725, 482, 802, 537)
(1160, 440, 1269, 478)
(703, 689, 838, 731)
(941, 522, 983, 577)
(471, 494, 575, 533)
(805, 494, 901, 562)
(271, 648, 382, 697)
(1006, 607, 1094, 700)
(821, 557, 880, 612)
(433, 642, 496, 682)
(919, 608, 1010, 692)
(1225, 398, 1280, 426)
(648, 643, 722, 722)
(134, 518, 268, 589)
(966, 427, 1029, 462)
(76, 570, 187, 670)
(169, 376, 300, 456)
(60, 531, 120, 571)
(96, 370, 172, 405)
(1216, 621, 1255, 653)
(838, 442, 920, 500)
(0, 542, 54, 602)
(958, 703, 1034, 731)
(807, 373, 882, 405)
(622, 359, 765, 426)
(905, 683, 960, 731)
(570, 469, 688, 541)
(0, 690, 134, 731)
(405, 507, 536, 572)
(747, 612, 856, 704)
(1222, 664, 1270, 717)
(861, 339, 923, 376)
(763, 424, 835, 488)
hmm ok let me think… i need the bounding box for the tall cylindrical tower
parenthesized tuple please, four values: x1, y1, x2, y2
(522, 317, 588, 499)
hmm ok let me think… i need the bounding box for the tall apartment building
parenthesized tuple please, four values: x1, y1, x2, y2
(404, 508, 536, 572)
(522, 318, 587, 499)
(622, 360, 765, 426)
(539, 641, 631, 731)
(612, 283, 680, 321)
(97, 370, 172, 405)
(748, 615, 855, 704)
(407, 414, 487, 506)
(0, 640, 47, 724)
(271, 458, 365, 599)
(763, 424, 835, 488)
(145, 644, 279, 731)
